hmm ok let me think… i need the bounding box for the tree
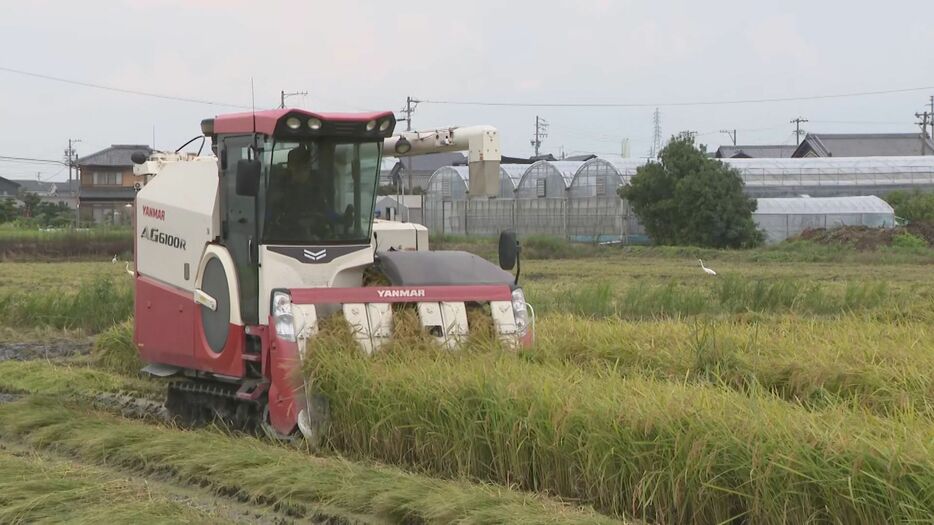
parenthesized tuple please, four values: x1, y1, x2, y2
(0, 198, 17, 223)
(885, 190, 934, 223)
(620, 136, 762, 248)
(20, 192, 41, 218)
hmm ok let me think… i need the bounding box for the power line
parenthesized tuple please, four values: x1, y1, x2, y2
(0, 155, 67, 165)
(0, 65, 250, 109)
(420, 84, 934, 109)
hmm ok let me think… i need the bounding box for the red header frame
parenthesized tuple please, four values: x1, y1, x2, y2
(288, 285, 512, 305)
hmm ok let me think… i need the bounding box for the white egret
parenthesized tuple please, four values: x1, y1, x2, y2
(698, 259, 717, 276)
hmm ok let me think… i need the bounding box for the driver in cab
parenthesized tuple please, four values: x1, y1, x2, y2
(266, 144, 344, 240)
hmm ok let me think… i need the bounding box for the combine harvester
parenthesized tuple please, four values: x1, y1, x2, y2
(130, 108, 532, 441)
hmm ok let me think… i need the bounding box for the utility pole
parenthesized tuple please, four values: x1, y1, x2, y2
(530, 116, 549, 157)
(280, 90, 308, 109)
(916, 109, 932, 155)
(398, 96, 421, 191)
(400, 96, 421, 132)
(720, 129, 737, 146)
(928, 95, 934, 139)
(790, 117, 808, 145)
(65, 138, 81, 227)
(651, 108, 662, 158)
(678, 130, 697, 141)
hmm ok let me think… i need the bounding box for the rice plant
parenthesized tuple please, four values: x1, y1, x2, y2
(305, 342, 934, 524)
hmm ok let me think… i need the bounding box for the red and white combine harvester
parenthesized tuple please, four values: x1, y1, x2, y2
(130, 108, 532, 441)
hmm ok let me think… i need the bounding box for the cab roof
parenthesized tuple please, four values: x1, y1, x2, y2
(212, 108, 394, 135)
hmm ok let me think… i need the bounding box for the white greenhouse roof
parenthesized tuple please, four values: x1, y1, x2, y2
(541, 161, 585, 187)
(754, 196, 894, 215)
(500, 164, 529, 186)
(723, 156, 934, 173)
(427, 166, 470, 186)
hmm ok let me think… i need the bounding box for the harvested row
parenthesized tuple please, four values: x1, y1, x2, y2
(529, 314, 934, 417)
(306, 341, 934, 524)
(0, 447, 232, 524)
(0, 398, 622, 525)
(0, 360, 160, 399)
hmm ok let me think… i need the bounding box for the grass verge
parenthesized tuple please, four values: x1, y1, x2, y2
(0, 398, 622, 525)
(0, 227, 133, 261)
(306, 340, 934, 524)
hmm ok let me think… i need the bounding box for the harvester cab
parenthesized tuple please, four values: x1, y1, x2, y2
(131, 108, 532, 440)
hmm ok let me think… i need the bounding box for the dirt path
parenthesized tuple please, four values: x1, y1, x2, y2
(0, 339, 92, 362)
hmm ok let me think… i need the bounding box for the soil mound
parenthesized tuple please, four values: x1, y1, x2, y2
(796, 223, 933, 250)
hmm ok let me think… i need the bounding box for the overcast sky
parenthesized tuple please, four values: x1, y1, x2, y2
(2, 0, 933, 181)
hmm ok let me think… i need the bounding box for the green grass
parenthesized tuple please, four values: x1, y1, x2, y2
(0, 276, 133, 333)
(306, 342, 934, 524)
(0, 226, 133, 261)
(431, 234, 934, 264)
(92, 320, 142, 375)
(0, 448, 230, 524)
(0, 360, 161, 399)
(0, 398, 622, 525)
(0, 261, 125, 294)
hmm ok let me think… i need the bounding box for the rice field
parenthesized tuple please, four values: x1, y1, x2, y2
(0, 243, 932, 523)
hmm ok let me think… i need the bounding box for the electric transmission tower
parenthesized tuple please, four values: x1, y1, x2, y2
(530, 116, 549, 157)
(650, 108, 662, 158)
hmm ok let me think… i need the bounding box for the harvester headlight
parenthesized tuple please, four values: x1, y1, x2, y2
(286, 117, 302, 130)
(272, 291, 296, 342)
(378, 119, 391, 132)
(307, 118, 322, 130)
(394, 136, 412, 155)
(366, 120, 376, 131)
(511, 288, 529, 337)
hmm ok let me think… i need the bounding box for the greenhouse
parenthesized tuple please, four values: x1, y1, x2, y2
(752, 195, 895, 244)
(723, 156, 934, 197)
(420, 156, 931, 242)
(515, 160, 582, 198)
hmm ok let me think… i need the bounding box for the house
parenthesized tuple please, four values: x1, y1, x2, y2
(0, 176, 20, 198)
(77, 144, 152, 225)
(792, 133, 934, 157)
(374, 194, 423, 224)
(715, 145, 797, 159)
(12, 179, 78, 208)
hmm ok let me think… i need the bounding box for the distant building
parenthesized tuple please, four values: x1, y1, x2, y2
(12, 179, 78, 208)
(792, 133, 934, 157)
(715, 145, 796, 159)
(374, 194, 423, 224)
(77, 144, 152, 225)
(0, 176, 20, 198)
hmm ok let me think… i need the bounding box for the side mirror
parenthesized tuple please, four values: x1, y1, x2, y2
(130, 152, 148, 165)
(498, 230, 518, 270)
(235, 159, 261, 197)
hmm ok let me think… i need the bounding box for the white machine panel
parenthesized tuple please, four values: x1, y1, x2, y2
(136, 157, 219, 291)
